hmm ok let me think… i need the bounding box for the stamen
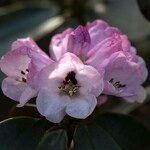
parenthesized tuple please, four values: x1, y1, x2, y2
(26, 69, 29, 72)
(21, 71, 25, 75)
(109, 78, 114, 83)
(22, 78, 26, 83)
(59, 71, 79, 96)
(109, 78, 126, 89)
(121, 84, 126, 88)
(114, 81, 120, 86)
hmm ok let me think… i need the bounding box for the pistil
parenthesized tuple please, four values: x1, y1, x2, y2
(59, 71, 80, 96)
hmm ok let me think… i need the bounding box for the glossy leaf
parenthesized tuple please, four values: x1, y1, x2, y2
(9, 103, 42, 118)
(0, 117, 51, 150)
(0, 6, 59, 56)
(74, 113, 150, 150)
(137, 0, 150, 21)
(37, 130, 68, 150)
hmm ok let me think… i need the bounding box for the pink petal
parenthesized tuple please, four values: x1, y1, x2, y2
(50, 26, 91, 61)
(103, 51, 148, 100)
(35, 53, 83, 91)
(0, 49, 30, 77)
(86, 19, 122, 49)
(17, 87, 37, 107)
(27, 56, 53, 89)
(133, 56, 148, 84)
(86, 33, 122, 69)
(66, 94, 97, 119)
(105, 52, 146, 87)
(76, 65, 104, 97)
(50, 28, 73, 61)
(120, 35, 131, 51)
(12, 37, 52, 65)
(67, 25, 91, 57)
(103, 80, 118, 95)
(36, 89, 70, 123)
(12, 37, 46, 55)
(123, 86, 146, 103)
(2, 77, 28, 102)
(4, 37, 53, 89)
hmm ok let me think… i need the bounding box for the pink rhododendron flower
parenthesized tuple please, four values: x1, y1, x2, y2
(0, 37, 53, 106)
(50, 20, 127, 62)
(36, 53, 104, 123)
(50, 19, 148, 102)
(50, 26, 91, 61)
(103, 51, 148, 102)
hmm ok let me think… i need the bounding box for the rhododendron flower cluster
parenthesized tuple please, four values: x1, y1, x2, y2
(0, 20, 148, 123)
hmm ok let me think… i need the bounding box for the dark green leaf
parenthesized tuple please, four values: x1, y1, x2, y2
(137, 0, 150, 21)
(0, 6, 59, 56)
(37, 129, 68, 150)
(84, 0, 150, 41)
(74, 113, 150, 150)
(9, 103, 42, 118)
(74, 123, 120, 150)
(0, 117, 50, 150)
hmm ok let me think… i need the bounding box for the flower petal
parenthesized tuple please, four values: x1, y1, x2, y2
(12, 37, 41, 52)
(104, 52, 146, 88)
(17, 87, 37, 107)
(2, 77, 28, 102)
(102, 51, 148, 101)
(86, 33, 122, 69)
(103, 80, 117, 95)
(35, 53, 83, 91)
(27, 56, 53, 89)
(0, 37, 52, 79)
(120, 35, 131, 51)
(76, 65, 104, 97)
(134, 56, 148, 84)
(0, 49, 30, 76)
(36, 89, 70, 123)
(67, 25, 91, 57)
(66, 94, 97, 119)
(12, 37, 51, 61)
(50, 28, 73, 61)
(123, 86, 146, 103)
(9, 37, 53, 89)
(86, 19, 121, 49)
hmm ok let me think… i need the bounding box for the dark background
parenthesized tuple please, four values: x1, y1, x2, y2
(0, 0, 150, 129)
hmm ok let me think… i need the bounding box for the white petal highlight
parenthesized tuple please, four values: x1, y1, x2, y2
(36, 89, 70, 123)
(66, 94, 97, 119)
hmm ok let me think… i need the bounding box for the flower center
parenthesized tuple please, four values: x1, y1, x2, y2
(16, 69, 29, 83)
(109, 78, 126, 89)
(59, 71, 80, 96)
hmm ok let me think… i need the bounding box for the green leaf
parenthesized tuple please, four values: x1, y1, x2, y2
(0, 117, 51, 150)
(74, 113, 150, 150)
(84, 0, 150, 41)
(0, 5, 59, 56)
(9, 103, 42, 118)
(37, 130, 68, 150)
(137, 0, 150, 21)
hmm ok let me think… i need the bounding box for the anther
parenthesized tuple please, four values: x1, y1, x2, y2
(114, 81, 120, 85)
(59, 71, 79, 96)
(121, 84, 126, 88)
(26, 69, 29, 72)
(109, 78, 114, 83)
(21, 71, 25, 75)
(22, 78, 26, 82)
